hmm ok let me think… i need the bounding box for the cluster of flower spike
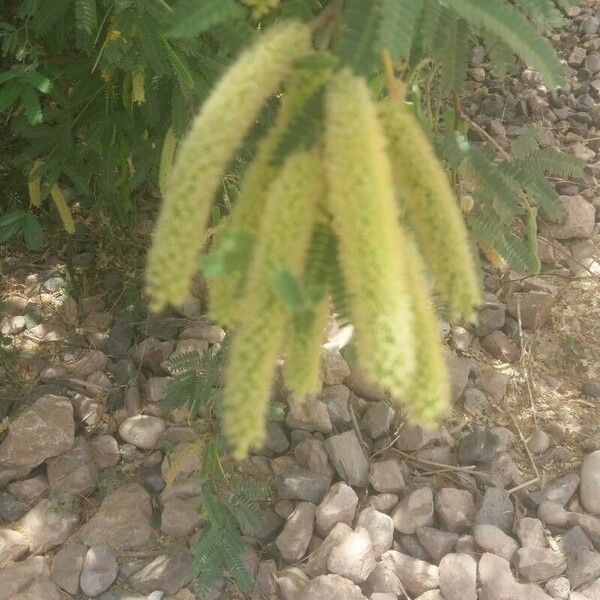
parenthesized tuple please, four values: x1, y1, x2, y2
(146, 21, 481, 457)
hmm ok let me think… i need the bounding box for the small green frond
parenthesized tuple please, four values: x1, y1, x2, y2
(167, 349, 204, 373)
(166, 0, 244, 38)
(191, 525, 221, 574)
(221, 528, 252, 592)
(437, 15, 470, 97)
(161, 370, 199, 409)
(469, 206, 539, 273)
(75, 0, 97, 53)
(376, 0, 424, 62)
(443, 0, 565, 86)
(528, 148, 584, 179)
(513, 0, 566, 30)
(335, 0, 382, 75)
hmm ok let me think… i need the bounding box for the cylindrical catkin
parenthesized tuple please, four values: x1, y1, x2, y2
(222, 150, 322, 458)
(324, 69, 416, 399)
(145, 21, 311, 312)
(378, 98, 481, 320)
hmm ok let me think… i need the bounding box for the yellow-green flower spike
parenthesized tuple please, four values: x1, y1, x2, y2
(324, 69, 416, 399)
(402, 237, 450, 423)
(223, 151, 323, 458)
(284, 298, 330, 398)
(145, 21, 311, 312)
(208, 56, 335, 326)
(378, 99, 481, 321)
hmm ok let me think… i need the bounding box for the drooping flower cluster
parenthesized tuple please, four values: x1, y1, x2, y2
(146, 21, 481, 457)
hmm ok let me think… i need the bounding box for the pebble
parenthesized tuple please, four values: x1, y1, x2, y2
(276, 502, 316, 562)
(356, 508, 394, 558)
(50, 543, 87, 595)
(278, 567, 310, 599)
(583, 379, 600, 398)
(514, 547, 567, 583)
(20, 499, 79, 555)
(435, 488, 475, 533)
(305, 522, 352, 578)
(160, 497, 202, 538)
(0, 528, 28, 567)
(475, 487, 515, 533)
(416, 526, 458, 562)
(327, 526, 376, 583)
(458, 429, 504, 466)
(558, 526, 600, 588)
(474, 524, 519, 562)
(538, 501, 570, 527)
(392, 487, 434, 534)
(80, 545, 118, 597)
(47, 436, 99, 496)
(544, 576, 570, 600)
(516, 517, 547, 549)
(316, 481, 358, 536)
(528, 429, 551, 454)
(276, 466, 332, 505)
(118, 415, 166, 450)
(380, 550, 439, 597)
(361, 402, 395, 439)
(439, 553, 477, 600)
(325, 430, 369, 487)
(320, 349, 351, 385)
(530, 473, 580, 507)
(368, 460, 406, 494)
(581, 451, 600, 514)
(286, 396, 333, 434)
(294, 438, 335, 478)
(300, 574, 366, 600)
(369, 493, 399, 513)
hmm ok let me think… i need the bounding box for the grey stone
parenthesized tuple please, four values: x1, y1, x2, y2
(481, 330, 520, 363)
(0, 394, 74, 487)
(316, 482, 358, 536)
(325, 430, 369, 487)
(369, 493, 399, 513)
(366, 560, 403, 595)
(544, 577, 570, 599)
(119, 415, 166, 450)
(507, 293, 556, 331)
(435, 488, 475, 533)
(294, 438, 334, 478)
(514, 547, 566, 583)
(328, 526, 376, 583)
(241, 507, 282, 541)
(19, 499, 79, 554)
(439, 553, 477, 600)
(264, 422, 290, 454)
(399, 534, 431, 561)
(475, 302, 506, 337)
(47, 436, 98, 496)
(276, 466, 331, 504)
(300, 574, 366, 600)
(577, 577, 600, 599)
(320, 385, 352, 428)
(356, 508, 394, 558)
(447, 354, 473, 401)
(546, 196, 595, 240)
(516, 517, 547, 549)
(160, 497, 202, 538)
(475, 487, 515, 533)
(7, 476, 47, 504)
(362, 402, 395, 439)
(286, 395, 333, 434)
(128, 547, 192, 594)
(474, 524, 519, 562)
(381, 550, 439, 597)
(109, 358, 136, 384)
(368, 460, 405, 494)
(321, 349, 351, 385)
(80, 483, 154, 551)
(278, 567, 310, 600)
(528, 430, 551, 455)
(255, 559, 278, 598)
(392, 487, 434, 534)
(0, 555, 49, 600)
(50, 543, 87, 594)
(0, 528, 28, 567)
(583, 380, 600, 398)
(396, 424, 442, 452)
(416, 527, 458, 562)
(370, 594, 397, 600)
(538, 501, 570, 527)
(276, 502, 315, 562)
(558, 526, 600, 588)
(463, 388, 488, 417)
(305, 522, 352, 577)
(458, 429, 504, 466)
(80, 545, 118, 597)
(0, 491, 27, 521)
(581, 15, 599, 34)
(529, 473, 580, 506)
(479, 552, 553, 600)
(11, 577, 62, 600)
(89, 435, 120, 470)
(581, 451, 600, 514)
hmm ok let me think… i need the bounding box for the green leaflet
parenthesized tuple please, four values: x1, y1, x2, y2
(443, 0, 565, 87)
(376, 0, 424, 62)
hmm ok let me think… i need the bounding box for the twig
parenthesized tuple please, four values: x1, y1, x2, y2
(504, 399, 540, 495)
(369, 427, 404, 460)
(392, 448, 484, 476)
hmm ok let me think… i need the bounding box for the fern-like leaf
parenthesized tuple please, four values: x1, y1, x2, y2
(75, 0, 97, 53)
(437, 15, 470, 97)
(376, 0, 424, 62)
(443, 0, 564, 86)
